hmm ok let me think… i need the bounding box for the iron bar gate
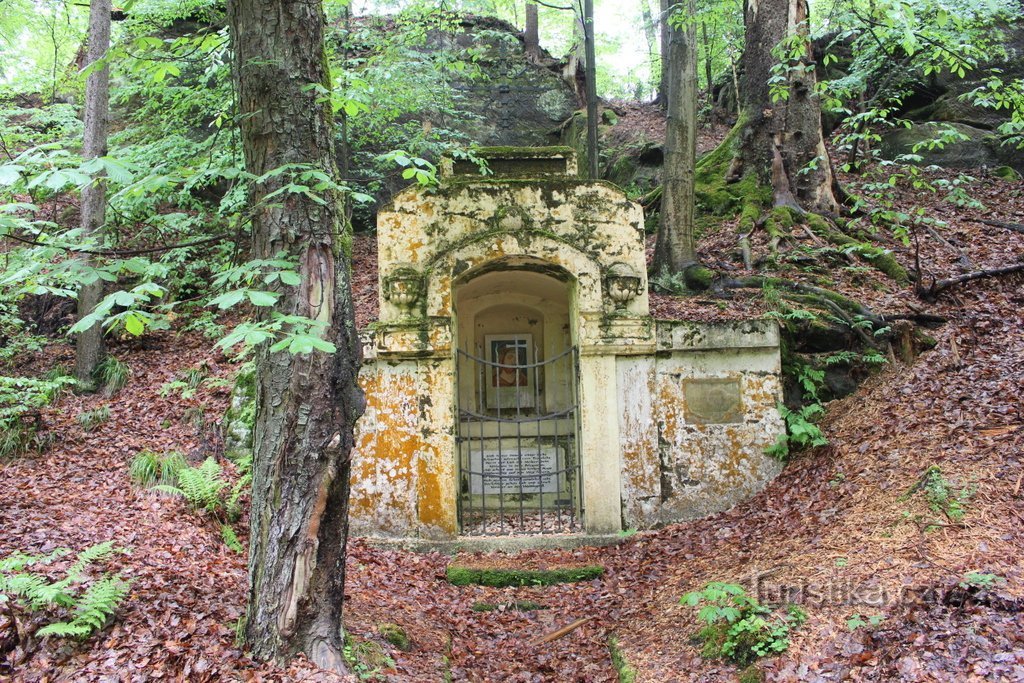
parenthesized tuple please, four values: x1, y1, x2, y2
(455, 345, 582, 535)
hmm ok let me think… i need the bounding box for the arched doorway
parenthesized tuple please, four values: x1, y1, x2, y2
(453, 259, 582, 535)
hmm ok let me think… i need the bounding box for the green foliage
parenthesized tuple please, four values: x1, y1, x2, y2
(445, 565, 604, 587)
(766, 403, 828, 460)
(917, 466, 972, 523)
(129, 449, 187, 488)
(343, 631, 395, 681)
(95, 355, 131, 397)
(608, 635, 636, 683)
(220, 524, 243, 553)
(846, 613, 886, 631)
(959, 572, 1005, 591)
(377, 622, 411, 651)
(0, 374, 74, 458)
(76, 405, 111, 432)
(681, 582, 807, 666)
(0, 541, 130, 640)
(148, 455, 251, 552)
(649, 266, 688, 295)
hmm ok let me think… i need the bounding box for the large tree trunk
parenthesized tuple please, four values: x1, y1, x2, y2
(524, 1, 540, 62)
(735, 0, 838, 214)
(653, 0, 698, 272)
(74, 0, 110, 386)
(228, 0, 363, 671)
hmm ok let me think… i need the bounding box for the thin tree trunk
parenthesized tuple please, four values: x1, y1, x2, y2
(736, 0, 839, 214)
(228, 0, 363, 671)
(657, 0, 670, 107)
(74, 0, 110, 385)
(524, 1, 540, 62)
(701, 21, 714, 108)
(583, 0, 599, 179)
(653, 0, 698, 271)
(641, 0, 657, 101)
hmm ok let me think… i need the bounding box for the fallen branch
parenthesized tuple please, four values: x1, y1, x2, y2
(532, 617, 591, 645)
(976, 219, 1024, 234)
(919, 261, 1024, 300)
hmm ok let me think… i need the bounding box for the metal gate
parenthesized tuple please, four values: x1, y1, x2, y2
(455, 345, 582, 535)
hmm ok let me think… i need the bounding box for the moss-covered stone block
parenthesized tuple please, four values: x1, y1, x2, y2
(445, 565, 604, 587)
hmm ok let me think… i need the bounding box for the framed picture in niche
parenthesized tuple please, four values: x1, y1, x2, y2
(485, 334, 535, 409)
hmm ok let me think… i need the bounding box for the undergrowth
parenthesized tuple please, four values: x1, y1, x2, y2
(681, 582, 807, 667)
(0, 541, 130, 642)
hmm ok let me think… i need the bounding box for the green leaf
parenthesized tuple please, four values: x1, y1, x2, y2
(123, 314, 145, 337)
(246, 290, 278, 307)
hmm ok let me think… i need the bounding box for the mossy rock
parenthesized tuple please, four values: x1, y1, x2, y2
(994, 165, 1022, 181)
(377, 622, 412, 651)
(446, 565, 604, 587)
(222, 362, 256, 455)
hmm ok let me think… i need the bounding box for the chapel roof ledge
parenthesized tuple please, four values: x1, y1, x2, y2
(441, 146, 578, 180)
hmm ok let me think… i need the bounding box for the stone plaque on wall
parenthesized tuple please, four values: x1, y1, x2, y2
(469, 447, 561, 495)
(684, 378, 743, 424)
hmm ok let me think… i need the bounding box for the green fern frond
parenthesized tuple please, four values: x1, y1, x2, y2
(220, 524, 243, 553)
(36, 575, 129, 639)
(65, 541, 117, 580)
(0, 548, 68, 573)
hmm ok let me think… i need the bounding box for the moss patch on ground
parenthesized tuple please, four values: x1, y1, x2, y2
(446, 565, 604, 587)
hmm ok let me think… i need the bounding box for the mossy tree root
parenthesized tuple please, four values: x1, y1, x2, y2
(719, 275, 885, 329)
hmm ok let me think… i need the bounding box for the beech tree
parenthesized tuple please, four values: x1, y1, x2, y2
(227, 0, 363, 670)
(653, 0, 701, 275)
(74, 0, 110, 385)
(732, 0, 839, 214)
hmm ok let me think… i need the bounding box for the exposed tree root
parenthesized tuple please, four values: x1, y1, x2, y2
(918, 260, 1024, 301)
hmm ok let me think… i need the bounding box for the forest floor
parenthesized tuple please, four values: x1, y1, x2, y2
(3, 134, 1024, 681)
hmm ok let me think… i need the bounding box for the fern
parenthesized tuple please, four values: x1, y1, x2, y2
(0, 542, 130, 640)
(36, 577, 129, 638)
(153, 457, 229, 514)
(221, 524, 243, 553)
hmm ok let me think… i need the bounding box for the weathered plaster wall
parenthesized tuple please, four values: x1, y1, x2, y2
(618, 320, 785, 528)
(348, 356, 457, 539)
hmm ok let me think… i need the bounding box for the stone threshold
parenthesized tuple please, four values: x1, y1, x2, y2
(358, 533, 627, 554)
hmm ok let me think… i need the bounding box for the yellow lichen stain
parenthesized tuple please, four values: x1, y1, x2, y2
(416, 443, 454, 533)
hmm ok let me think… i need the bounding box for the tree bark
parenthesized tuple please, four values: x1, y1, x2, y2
(583, 0, 599, 179)
(641, 0, 657, 100)
(653, 0, 698, 272)
(735, 0, 839, 214)
(228, 0, 363, 671)
(657, 0, 670, 107)
(524, 1, 540, 62)
(74, 0, 110, 386)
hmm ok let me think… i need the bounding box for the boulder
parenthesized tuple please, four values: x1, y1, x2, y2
(879, 122, 1023, 171)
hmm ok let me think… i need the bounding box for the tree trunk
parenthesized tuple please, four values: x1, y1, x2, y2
(74, 0, 110, 386)
(228, 0, 363, 671)
(583, 0, 599, 179)
(656, 0, 670, 107)
(701, 21, 714, 108)
(641, 0, 657, 101)
(736, 0, 838, 214)
(653, 0, 698, 272)
(524, 1, 540, 62)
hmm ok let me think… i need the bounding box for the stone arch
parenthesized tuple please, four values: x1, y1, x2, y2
(423, 231, 605, 319)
